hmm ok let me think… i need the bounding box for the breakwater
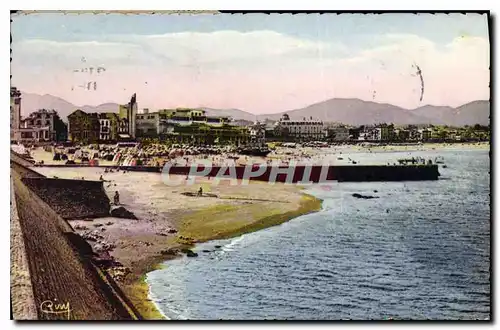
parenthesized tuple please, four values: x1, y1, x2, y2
(147, 148, 490, 320)
(37, 164, 440, 182)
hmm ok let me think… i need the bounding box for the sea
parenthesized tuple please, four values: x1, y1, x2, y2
(147, 147, 490, 320)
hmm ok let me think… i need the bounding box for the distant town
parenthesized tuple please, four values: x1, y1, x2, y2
(10, 86, 490, 146)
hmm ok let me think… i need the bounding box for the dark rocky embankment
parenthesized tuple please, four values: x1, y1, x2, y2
(21, 177, 111, 219)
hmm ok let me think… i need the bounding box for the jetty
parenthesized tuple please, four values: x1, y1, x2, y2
(34, 163, 440, 182)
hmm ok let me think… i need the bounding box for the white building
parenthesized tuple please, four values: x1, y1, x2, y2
(136, 108, 232, 137)
(136, 111, 159, 137)
(275, 114, 325, 140)
(327, 126, 350, 141)
(18, 109, 58, 143)
(249, 122, 266, 146)
(118, 93, 138, 139)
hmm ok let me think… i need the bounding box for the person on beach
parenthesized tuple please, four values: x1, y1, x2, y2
(114, 191, 120, 205)
(198, 187, 203, 197)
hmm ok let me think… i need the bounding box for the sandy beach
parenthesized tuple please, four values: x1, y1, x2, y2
(28, 141, 488, 319)
(34, 165, 322, 319)
(28, 141, 489, 166)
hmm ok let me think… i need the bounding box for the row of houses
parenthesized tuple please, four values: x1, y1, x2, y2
(67, 95, 254, 146)
(324, 124, 479, 142)
(265, 115, 468, 142)
(10, 87, 68, 144)
(10, 88, 256, 146)
(67, 93, 138, 143)
(11, 87, 485, 145)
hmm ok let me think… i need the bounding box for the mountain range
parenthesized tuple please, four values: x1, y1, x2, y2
(19, 92, 490, 126)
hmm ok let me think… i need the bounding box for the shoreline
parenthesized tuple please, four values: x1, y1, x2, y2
(32, 165, 322, 320)
(138, 190, 323, 320)
(26, 143, 487, 319)
(147, 279, 170, 320)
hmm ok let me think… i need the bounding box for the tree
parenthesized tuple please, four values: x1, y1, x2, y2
(438, 131, 448, 140)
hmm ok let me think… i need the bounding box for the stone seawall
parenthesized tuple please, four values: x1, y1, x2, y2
(21, 178, 111, 219)
(10, 177, 37, 320)
(10, 160, 139, 320)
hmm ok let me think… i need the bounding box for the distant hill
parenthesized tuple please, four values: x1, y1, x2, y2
(201, 107, 257, 122)
(257, 98, 431, 125)
(81, 103, 121, 114)
(452, 100, 490, 126)
(257, 98, 490, 126)
(20, 92, 120, 120)
(410, 100, 490, 126)
(18, 92, 490, 126)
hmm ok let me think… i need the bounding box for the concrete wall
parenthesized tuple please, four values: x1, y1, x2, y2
(10, 178, 37, 320)
(11, 168, 135, 320)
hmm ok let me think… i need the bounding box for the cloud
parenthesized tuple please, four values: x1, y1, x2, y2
(12, 39, 148, 68)
(134, 30, 344, 65)
(11, 31, 490, 113)
(13, 31, 345, 68)
(325, 33, 489, 106)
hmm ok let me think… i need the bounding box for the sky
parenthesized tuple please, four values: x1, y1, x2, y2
(11, 12, 490, 114)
